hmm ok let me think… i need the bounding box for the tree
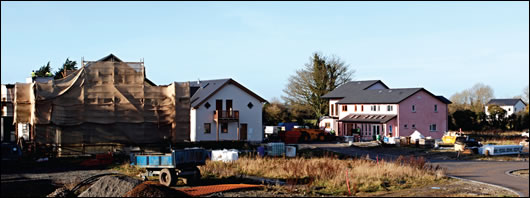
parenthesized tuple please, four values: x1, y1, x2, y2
(54, 58, 78, 79)
(35, 61, 52, 77)
(452, 109, 477, 131)
(282, 52, 354, 119)
(263, 98, 290, 126)
(487, 104, 507, 130)
(468, 83, 494, 114)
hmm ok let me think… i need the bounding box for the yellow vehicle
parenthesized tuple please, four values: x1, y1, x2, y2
(442, 131, 465, 145)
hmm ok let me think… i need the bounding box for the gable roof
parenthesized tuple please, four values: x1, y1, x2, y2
(87, 54, 157, 86)
(324, 80, 451, 104)
(322, 80, 389, 99)
(487, 98, 526, 106)
(335, 88, 423, 104)
(97, 53, 123, 62)
(189, 78, 267, 108)
(436, 96, 452, 104)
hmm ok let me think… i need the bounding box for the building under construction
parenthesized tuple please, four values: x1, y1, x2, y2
(13, 54, 190, 155)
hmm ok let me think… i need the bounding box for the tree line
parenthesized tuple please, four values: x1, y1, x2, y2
(449, 84, 529, 132)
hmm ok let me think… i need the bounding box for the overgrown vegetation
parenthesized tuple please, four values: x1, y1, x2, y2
(199, 155, 445, 195)
(449, 83, 529, 132)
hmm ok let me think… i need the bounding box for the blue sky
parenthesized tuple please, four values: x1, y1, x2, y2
(2, 2, 528, 101)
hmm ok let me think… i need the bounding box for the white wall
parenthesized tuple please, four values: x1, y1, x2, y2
(485, 101, 527, 117)
(514, 101, 526, 114)
(191, 83, 263, 142)
(329, 99, 340, 117)
(319, 118, 338, 133)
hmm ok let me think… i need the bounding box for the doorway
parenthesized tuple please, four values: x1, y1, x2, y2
(226, 100, 233, 117)
(216, 100, 223, 118)
(240, 123, 247, 141)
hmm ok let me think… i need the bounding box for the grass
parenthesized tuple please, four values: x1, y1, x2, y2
(199, 155, 446, 195)
(110, 160, 146, 177)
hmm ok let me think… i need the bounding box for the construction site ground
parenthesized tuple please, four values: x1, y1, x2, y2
(1, 143, 526, 197)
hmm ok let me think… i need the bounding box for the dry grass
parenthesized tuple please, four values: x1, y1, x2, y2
(199, 155, 446, 195)
(111, 161, 146, 177)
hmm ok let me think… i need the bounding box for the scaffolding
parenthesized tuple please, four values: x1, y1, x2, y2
(14, 56, 190, 155)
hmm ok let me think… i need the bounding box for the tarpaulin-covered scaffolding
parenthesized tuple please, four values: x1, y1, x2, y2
(14, 55, 190, 155)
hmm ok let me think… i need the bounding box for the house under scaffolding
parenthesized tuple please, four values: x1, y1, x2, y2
(14, 54, 190, 156)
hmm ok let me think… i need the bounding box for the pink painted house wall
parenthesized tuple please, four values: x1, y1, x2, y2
(397, 90, 447, 139)
(384, 118, 398, 137)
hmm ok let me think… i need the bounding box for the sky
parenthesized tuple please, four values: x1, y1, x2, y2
(1, 1, 528, 102)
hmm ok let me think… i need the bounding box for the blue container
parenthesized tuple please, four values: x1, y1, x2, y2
(136, 156, 148, 166)
(161, 156, 172, 166)
(267, 142, 285, 156)
(257, 146, 265, 157)
(149, 156, 160, 166)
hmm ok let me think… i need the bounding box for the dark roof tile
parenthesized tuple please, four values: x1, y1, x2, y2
(487, 99, 525, 106)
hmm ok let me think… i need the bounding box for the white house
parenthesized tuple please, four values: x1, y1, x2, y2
(189, 78, 267, 142)
(485, 99, 527, 117)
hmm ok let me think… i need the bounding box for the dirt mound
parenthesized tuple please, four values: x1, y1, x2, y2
(78, 175, 142, 197)
(124, 181, 189, 197)
(46, 187, 71, 197)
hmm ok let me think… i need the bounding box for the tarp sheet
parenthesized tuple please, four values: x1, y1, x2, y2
(14, 60, 190, 144)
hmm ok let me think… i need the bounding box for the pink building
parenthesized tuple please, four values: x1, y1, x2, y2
(319, 80, 451, 140)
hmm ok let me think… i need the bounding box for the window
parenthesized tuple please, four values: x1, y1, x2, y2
(377, 105, 380, 111)
(387, 105, 393, 111)
(412, 124, 416, 129)
(325, 122, 330, 128)
(389, 125, 393, 136)
(221, 123, 228, 133)
(434, 104, 437, 112)
(204, 123, 211, 133)
(247, 102, 254, 109)
(354, 105, 357, 112)
(361, 105, 364, 112)
(404, 124, 408, 128)
(342, 105, 348, 112)
(204, 102, 211, 109)
(412, 105, 416, 112)
(331, 104, 334, 115)
(508, 108, 511, 111)
(429, 124, 437, 131)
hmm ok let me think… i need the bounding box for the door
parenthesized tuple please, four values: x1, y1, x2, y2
(216, 100, 223, 118)
(226, 100, 233, 117)
(240, 123, 247, 141)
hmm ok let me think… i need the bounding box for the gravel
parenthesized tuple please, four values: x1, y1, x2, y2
(78, 175, 142, 197)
